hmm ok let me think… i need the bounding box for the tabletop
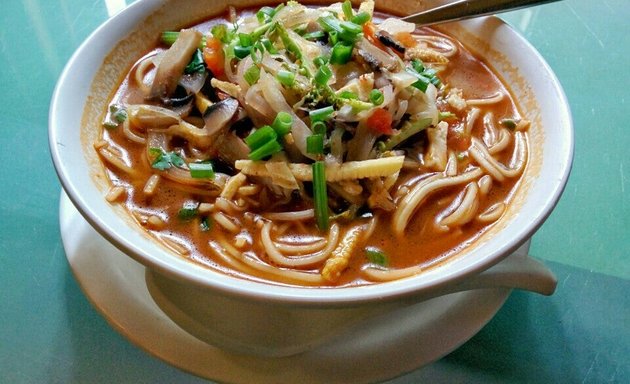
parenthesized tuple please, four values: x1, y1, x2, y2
(0, 0, 628, 383)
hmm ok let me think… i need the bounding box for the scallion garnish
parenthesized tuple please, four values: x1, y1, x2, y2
(260, 37, 278, 54)
(245, 125, 277, 151)
(309, 105, 334, 122)
(330, 42, 353, 65)
(244, 65, 261, 85)
(248, 139, 283, 161)
(189, 161, 215, 179)
(211, 24, 232, 43)
(342, 0, 354, 21)
(307, 134, 324, 155)
(337, 90, 358, 99)
(239, 33, 253, 47)
(408, 59, 442, 92)
(276, 69, 296, 87)
(311, 121, 327, 135)
(272, 111, 293, 136)
(351, 12, 371, 25)
(314, 65, 333, 85)
(313, 55, 328, 68)
(178, 202, 199, 221)
(234, 45, 252, 59)
(365, 247, 388, 266)
(303, 30, 326, 41)
(340, 21, 362, 36)
(312, 161, 329, 231)
(500, 118, 517, 130)
(369, 89, 384, 105)
(410, 72, 431, 92)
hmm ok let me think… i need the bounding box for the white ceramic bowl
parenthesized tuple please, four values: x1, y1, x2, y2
(49, 0, 573, 356)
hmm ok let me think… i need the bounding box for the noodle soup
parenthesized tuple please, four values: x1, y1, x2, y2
(96, 1, 530, 287)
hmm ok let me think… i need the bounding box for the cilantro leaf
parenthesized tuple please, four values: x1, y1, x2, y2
(149, 147, 185, 171)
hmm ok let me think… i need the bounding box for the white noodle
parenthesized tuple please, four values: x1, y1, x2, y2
(263, 209, 314, 221)
(466, 92, 504, 106)
(261, 222, 340, 267)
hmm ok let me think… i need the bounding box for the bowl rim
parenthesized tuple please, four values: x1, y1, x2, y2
(49, 0, 574, 307)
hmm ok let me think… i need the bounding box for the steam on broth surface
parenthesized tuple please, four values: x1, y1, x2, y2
(96, 1, 530, 287)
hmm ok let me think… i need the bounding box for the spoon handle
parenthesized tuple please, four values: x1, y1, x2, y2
(402, 0, 562, 26)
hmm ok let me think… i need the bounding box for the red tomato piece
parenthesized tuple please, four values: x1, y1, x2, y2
(367, 108, 394, 135)
(203, 37, 225, 78)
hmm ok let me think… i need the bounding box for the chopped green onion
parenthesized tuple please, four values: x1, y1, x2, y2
(275, 23, 302, 61)
(311, 121, 327, 135)
(276, 69, 296, 87)
(189, 161, 215, 179)
(260, 37, 277, 54)
(238, 33, 252, 47)
(314, 65, 333, 85)
(244, 65, 261, 85)
(340, 21, 363, 36)
(200, 216, 212, 232)
(411, 59, 425, 73)
(369, 89, 384, 105)
(234, 45, 252, 59)
(161, 31, 179, 45)
(307, 134, 325, 155)
(365, 247, 388, 266)
(330, 42, 353, 65)
(337, 90, 358, 99)
(256, 7, 275, 23)
(312, 161, 329, 231)
(309, 105, 334, 122)
(251, 22, 272, 41)
(408, 60, 442, 91)
(351, 12, 371, 25)
(342, 0, 354, 20)
(410, 72, 431, 92)
(344, 98, 373, 111)
(272, 111, 293, 136)
(313, 55, 328, 68)
(250, 41, 265, 64)
(329, 30, 339, 45)
(303, 31, 325, 41)
(178, 202, 199, 221)
(382, 117, 433, 150)
(211, 24, 231, 44)
(248, 139, 283, 161)
(245, 125, 277, 151)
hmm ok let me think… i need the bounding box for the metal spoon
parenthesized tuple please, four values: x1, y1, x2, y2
(402, 0, 562, 26)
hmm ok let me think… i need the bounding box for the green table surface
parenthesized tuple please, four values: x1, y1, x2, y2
(1, 0, 628, 382)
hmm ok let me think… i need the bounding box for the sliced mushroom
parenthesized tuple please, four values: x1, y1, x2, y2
(150, 29, 202, 100)
(377, 30, 406, 54)
(354, 37, 399, 72)
(214, 131, 250, 164)
(203, 98, 240, 136)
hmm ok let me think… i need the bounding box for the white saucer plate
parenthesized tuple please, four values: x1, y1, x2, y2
(60, 191, 511, 383)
